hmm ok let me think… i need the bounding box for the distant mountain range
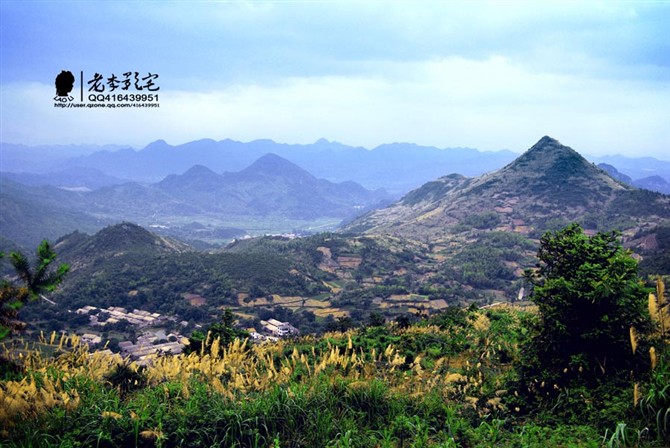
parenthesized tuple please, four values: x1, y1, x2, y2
(3, 138, 669, 197)
(0, 178, 111, 249)
(155, 153, 389, 219)
(25, 136, 670, 325)
(598, 163, 670, 194)
(0, 153, 389, 249)
(344, 136, 670, 249)
(590, 154, 670, 186)
(1, 139, 518, 195)
(2, 136, 670, 251)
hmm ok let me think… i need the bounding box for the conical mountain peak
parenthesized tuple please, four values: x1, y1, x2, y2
(54, 223, 191, 270)
(155, 164, 224, 192)
(486, 137, 629, 203)
(343, 136, 646, 240)
(509, 136, 577, 164)
(182, 164, 220, 178)
(239, 153, 316, 181)
(526, 135, 572, 156)
(533, 135, 561, 148)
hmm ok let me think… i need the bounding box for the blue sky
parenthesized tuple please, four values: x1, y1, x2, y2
(1, 1, 669, 157)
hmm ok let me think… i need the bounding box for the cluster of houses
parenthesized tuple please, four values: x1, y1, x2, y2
(118, 332, 188, 364)
(81, 333, 102, 345)
(75, 306, 167, 327)
(261, 318, 299, 337)
(74, 305, 187, 363)
(74, 302, 300, 361)
(81, 331, 188, 364)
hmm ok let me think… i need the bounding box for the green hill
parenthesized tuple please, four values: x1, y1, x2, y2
(344, 136, 670, 247)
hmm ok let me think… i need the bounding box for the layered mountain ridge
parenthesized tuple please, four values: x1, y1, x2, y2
(1, 139, 519, 194)
(154, 153, 389, 219)
(0, 154, 388, 248)
(344, 136, 670, 242)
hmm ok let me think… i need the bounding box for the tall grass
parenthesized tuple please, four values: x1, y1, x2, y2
(0, 306, 632, 447)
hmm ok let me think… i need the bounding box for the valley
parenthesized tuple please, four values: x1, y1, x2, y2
(4, 136, 670, 341)
(0, 152, 390, 248)
(3, 135, 670, 447)
(2, 137, 666, 353)
(5, 2, 670, 444)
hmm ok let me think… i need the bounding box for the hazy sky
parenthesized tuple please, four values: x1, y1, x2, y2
(1, 1, 669, 157)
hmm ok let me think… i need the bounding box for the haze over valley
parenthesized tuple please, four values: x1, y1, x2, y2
(3, 136, 670, 249)
(3, 135, 669, 325)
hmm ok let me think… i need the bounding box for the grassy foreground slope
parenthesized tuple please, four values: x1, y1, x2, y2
(1, 303, 666, 447)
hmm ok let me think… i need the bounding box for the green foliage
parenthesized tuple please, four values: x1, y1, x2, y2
(186, 309, 249, 355)
(530, 217, 572, 237)
(46, 231, 438, 335)
(58, 248, 324, 324)
(367, 311, 386, 328)
(639, 225, 670, 277)
(428, 306, 472, 331)
(0, 241, 69, 340)
(105, 361, 148, 398)
(529, 150, 605, 207)
(519, 223, 649, 421)
(639, 345, 670, 444)
(445, 232, 534, 291)
(461, 212, 501, 230)
(603, 422, 648, 448)
(608, 190, 670, 218)
(326, 316, 356, 333)
(3, 303, 654, 447)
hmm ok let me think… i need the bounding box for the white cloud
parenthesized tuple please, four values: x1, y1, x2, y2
(3, 56, 668, 158)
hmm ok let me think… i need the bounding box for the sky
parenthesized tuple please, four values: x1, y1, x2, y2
(1, 1, 669, 157)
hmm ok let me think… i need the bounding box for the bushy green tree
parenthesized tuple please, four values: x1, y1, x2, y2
(367, 311, 386, 328)
(0, 241, 69, 340)
(186, 308, 249, 355)
(522, 223, 649, 388)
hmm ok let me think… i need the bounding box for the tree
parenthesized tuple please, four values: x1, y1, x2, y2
(367, 311, 386, 328)
(394, 314, 413, 330)
(0, 241, 70, 340)
(522, 223, 648, 388)
(326, 316, 354, 333)
(186, 308, 249, 355)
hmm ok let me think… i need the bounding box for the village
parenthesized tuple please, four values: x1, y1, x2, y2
(74, 305, 299, 363)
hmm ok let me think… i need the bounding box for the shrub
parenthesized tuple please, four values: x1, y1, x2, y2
(522, 223, 649, 390)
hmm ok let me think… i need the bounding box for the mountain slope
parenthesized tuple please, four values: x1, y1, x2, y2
(156, 164, 225, 192)
(55, 222, 192, 266)
(50, 224, 333, 318)
(2, 154, 389, 247)
(0, 178, 109, 248)
(155, 153, 389, 220)
(633, 176, 670, 195)
(233, 153, 319, 183)
(598, 163, 633, 185)
(343, 136, 670, 242)
(0, 167, 128, 190)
